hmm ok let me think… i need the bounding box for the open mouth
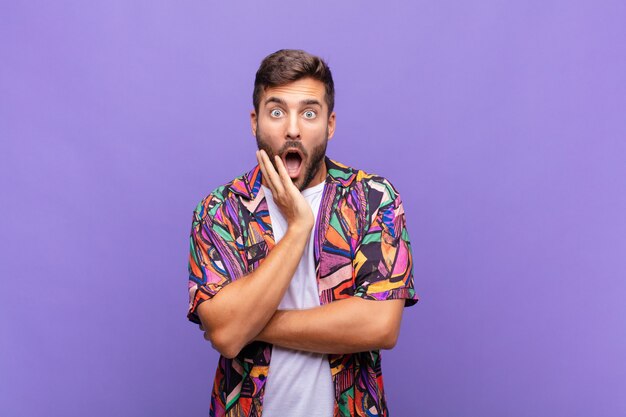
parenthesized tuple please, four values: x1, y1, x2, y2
(282, 149, 304, 178)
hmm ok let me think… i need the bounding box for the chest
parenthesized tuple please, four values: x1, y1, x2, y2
(238, 184, 368, 304)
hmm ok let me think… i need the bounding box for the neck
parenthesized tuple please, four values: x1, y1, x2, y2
(305, 161, 328, 189)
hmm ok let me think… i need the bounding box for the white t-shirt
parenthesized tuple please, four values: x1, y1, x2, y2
(260, 181, 334, 417)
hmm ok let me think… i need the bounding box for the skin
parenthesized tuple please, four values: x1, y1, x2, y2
(196, 77, 405, 358)
(197, 149, 315, 359)
(251, 77, 335, 191)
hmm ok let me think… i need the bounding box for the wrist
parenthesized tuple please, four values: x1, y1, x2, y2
(285, 222, 313, 240)
(255, 310, 286, 344)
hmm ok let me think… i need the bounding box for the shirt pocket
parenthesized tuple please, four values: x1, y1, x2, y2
(242, 240, 268, 272)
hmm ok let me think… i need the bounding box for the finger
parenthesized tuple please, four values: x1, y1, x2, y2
(259, 150, 285, 195)
(256, 150, 275, 193)
(273, 155, 297, 191)
(256, 151, 276, 195)
(259, 150, 281, 187)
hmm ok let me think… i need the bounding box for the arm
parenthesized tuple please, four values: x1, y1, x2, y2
(254, 298, 405, 354)
(198, 226, 310, 358)
(196, 150, 315, 359)
(254, 178, 418, 355)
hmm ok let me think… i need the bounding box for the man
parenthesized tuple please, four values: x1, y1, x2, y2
(187, 49, 418, 417)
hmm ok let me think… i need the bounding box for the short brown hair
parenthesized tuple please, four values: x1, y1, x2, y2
(253, 49, 335, 115)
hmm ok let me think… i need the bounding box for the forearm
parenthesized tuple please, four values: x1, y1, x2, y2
(254, 297, 404, 354)
(197, 226, 309, 358)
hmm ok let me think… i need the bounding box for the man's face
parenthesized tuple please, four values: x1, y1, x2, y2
(251, 77, 336, 191)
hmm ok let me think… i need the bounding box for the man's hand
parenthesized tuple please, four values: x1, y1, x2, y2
(256, 149, 314, 233)
(195, 150, 315, 359)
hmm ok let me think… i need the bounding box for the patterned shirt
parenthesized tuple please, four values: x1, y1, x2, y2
(187, 157, 419, 417)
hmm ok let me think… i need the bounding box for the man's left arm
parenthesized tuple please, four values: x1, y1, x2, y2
(255, 298, 404, 354)
(255, 178, 418, 354)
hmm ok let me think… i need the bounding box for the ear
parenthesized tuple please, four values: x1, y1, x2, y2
(250, 110, 258, 137)
(327, 111, 336, 140)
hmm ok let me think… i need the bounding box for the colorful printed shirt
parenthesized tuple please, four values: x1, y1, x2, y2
(187, 157, 419, 417)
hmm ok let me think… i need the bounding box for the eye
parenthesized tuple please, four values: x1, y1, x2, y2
(303, 110, 317, 119)
(270, 109, 283, 118)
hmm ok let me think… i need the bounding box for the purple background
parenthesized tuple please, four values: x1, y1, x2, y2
(1, 1, 625, 416)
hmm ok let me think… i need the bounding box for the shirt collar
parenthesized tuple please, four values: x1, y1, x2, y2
(228, 156, 357, 201)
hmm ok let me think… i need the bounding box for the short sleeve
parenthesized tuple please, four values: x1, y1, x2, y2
(187, 200, 244, 324)
(353, 180, 419, 307)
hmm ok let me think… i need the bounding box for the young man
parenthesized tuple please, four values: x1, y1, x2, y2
(187, 49, 419, 417)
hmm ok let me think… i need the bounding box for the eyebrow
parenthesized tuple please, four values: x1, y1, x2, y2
(264, 97, 322, 107)
(265, 97, 286, 106)
(300, 99, 322, 107)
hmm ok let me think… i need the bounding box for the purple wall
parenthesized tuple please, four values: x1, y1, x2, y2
(2, 1, 625, 416)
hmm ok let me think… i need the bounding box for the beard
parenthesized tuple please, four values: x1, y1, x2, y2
(255, 128, 328, 191)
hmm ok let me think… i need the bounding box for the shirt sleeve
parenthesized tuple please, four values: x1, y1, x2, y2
(187, 199, 244, 324)
(353, 179, 419, 307)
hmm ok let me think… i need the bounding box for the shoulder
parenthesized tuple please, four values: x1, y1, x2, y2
(192, 173, 245, 224)
(335, 163, 409, 239)
(360, 173, 402, 206)
(331, 159, 402, 208)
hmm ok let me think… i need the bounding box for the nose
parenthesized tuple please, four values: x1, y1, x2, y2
(285, 113, 301, 140)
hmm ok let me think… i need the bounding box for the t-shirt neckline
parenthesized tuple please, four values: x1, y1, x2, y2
(261, 180, 325, 199)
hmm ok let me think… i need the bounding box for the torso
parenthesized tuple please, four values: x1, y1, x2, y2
(259, 181, 334, 417)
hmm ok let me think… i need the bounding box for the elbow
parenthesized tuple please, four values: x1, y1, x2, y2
(205, 328, 243, 359)
(218, 346, 241, 360)
(197, 301, 244, 359)
(380, 332, 398, 350)
(379, 319, 400, 350)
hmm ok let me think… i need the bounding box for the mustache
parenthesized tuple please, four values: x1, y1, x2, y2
(278, 141, 308, 158)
